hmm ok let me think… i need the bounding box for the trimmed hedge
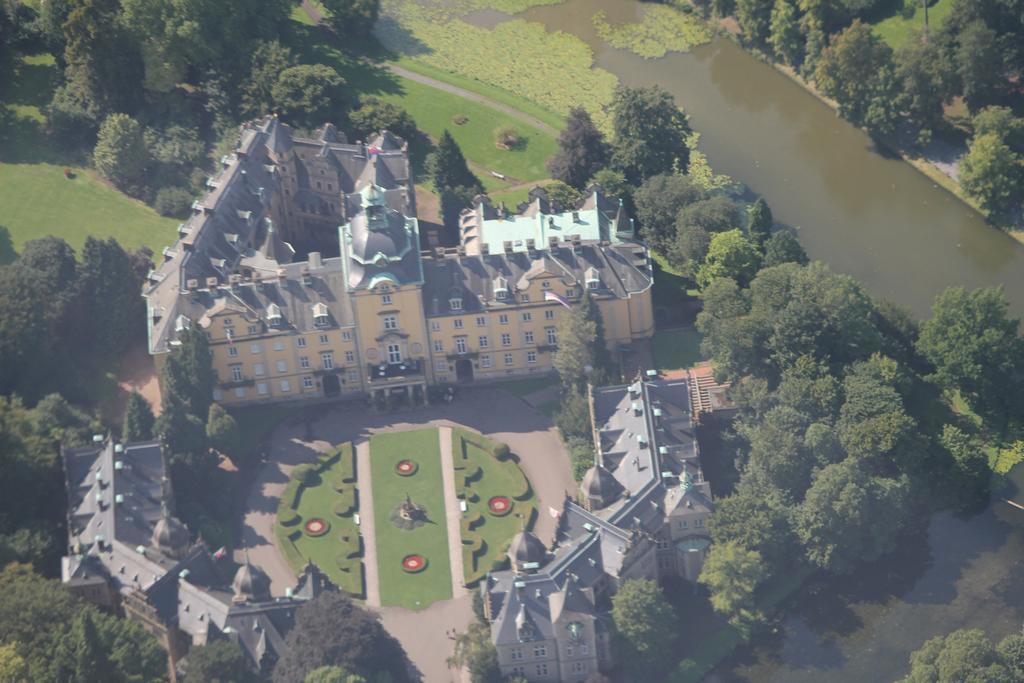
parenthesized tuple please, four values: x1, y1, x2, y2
(292, 463, 320, 487)
(493, 442, 511, 460)
(279, 509, 301, 527)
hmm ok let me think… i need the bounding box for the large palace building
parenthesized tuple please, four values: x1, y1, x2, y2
(144, 117, 655, 406)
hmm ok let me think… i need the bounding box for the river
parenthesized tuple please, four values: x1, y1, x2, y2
(476, 1, 1024, 680)
(520, 0, 1024, 320)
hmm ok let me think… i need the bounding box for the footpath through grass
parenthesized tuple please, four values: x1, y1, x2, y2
(0, 53, 180, 254)
(369, 428, 453, 609)
(453, 428, 536, 585)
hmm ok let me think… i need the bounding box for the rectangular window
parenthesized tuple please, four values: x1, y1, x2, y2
(511, 648, 523, 660)
(248, 324, 259, 335)
(527, 351, 537, 364)
(566, 645, 574, 657)
(230, 365, 243, 382)
(345, 350, 355, 363)
(319, 333, 330, 344)
(572, 661, 586, 674)
(382, 293, 392, 305)
(481, 355, 492, 369)
(257, 382, 268, 395)
(300, 356, 310, 369)
(499, 314, 509, 325)
(534, 645, 546, 657)
(280, 380, 291, 392)
(679, 520, 688, 529)
(545, 309, 555, 320)
(522, 312, 532, 322)
(272, 340, 285, 351)
(455, 337, 467, 354)
(296, 337, 307, 348)
(342, 330, 352, 341)
(346, 369, 359, 383)
(234, 387, 246, 398)
(546, 327, 557, 345)
(501, 333, 512, 347)
(276, 360, 287, 373)
(384, 315, 397, 330)
(581, 644, 589, 655)
(479, 336, 489, 348)
(696, 518, 704, 527)
(320, 352, 334, 370)
(435, 360, 448, 372)
(223, 317, 234, 328)
(433, 340, 443, 353)
(302, 376, 314, 389)
(450, 298, 463, 311)
(524, 331, 534, 344)
(542, 280, 550, 289)
(453, 318, 464, 329)
(253, 363, 265, 377)
(504, 353, 514, 366)
(228, 346, 239, 357)
(250, 343, 262, 354)
(431, 321, 441, 332)
(566, 287, 576, 298)
(476, 316, 487, 327)
(387, 344, 402, 364)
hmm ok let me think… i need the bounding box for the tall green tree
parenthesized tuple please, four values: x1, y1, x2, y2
(322, 0, 381, 37)
(447, 623, 501, 683)
(547, 107, 610, 190)
(93, 114, 149, 193)
(814, 21, 901, 132)
(305, 666, 367, 683)
(123, 391, 155, 442)
(698, 541, 768, 632)
(428, 131, 482, 230)
(747, 197, 773, 249)
(610, 86, 691, 184)
(955, 20, 1004, 112)
(272, 64, 349, 129)
(53, 611, 113, 683)
(611, 579, 676, 658)
(736, 0, 773, 45)
(79, 237, 145, 361)
(769, 0, 803, 66)
(349, 96, 418, 141)
(552, 304, 597, 391)
(901, 628, 1013, 683)
(697, 229, 762, 289)
(243, 40, 297, 117)
(185, 641, 259, 683)
(633, 173, 704, 252)
(917, 286, 1024, 428)
(894, 35, 955, 133)
(708, 478, 798, 572)
(272, 591, 409, 683)
(161, 325, 215, 419)
(762, 230, 807, 267)
(206, 402, 241, 460)
(959, 132, 1022, 215)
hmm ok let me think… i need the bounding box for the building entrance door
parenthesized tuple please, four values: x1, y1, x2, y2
(455, 359, 474, 382)
(322, 374, 340, 397)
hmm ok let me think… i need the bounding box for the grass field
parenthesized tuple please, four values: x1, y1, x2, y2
(283, 23, 557, 191)
(652, 328, 704, 371)
(0, 53, 180, 254)
(369, 429, 453, 609)
(453, 428, 536, 585)
(872, 0, 954, 49)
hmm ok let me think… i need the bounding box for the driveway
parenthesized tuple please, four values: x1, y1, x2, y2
(237, 387, 575, 679)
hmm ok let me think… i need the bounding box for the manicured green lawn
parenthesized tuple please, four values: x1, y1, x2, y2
(370, 429, 453, 609)
(652, 328, 704, 371)
(872, 0, 954, 49)
(0, 53, 180, 254)
(453, 428, 536, 585)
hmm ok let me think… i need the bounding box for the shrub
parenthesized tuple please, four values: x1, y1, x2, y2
(453, 114, 469, 125)
(292, 464, 319, 487)
(333, 480, 347, 493)
(493, 443, 511, 460)
(494, 125, 522, 150)
(466, 511, 485, 530)
(279, 509, 300, 526)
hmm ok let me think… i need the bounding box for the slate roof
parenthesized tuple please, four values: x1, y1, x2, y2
(62, 437, 337, 673)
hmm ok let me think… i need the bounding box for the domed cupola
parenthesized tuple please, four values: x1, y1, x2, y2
(151, 501, 189, 558)
(232, 552, 271, 603)
(581, 463, 624, 511)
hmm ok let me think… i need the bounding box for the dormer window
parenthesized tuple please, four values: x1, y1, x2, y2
(496, 289, 508, 301)
(174, 315, 191, 332)
(585, 267, 600, 290)
(312, 302, 329, 327)
(449, 297, 463, 311)
(267, 303, 282, 326)
(494, 276, 509, 301)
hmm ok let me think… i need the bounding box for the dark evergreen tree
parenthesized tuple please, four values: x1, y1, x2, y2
(429, 130, 481, 195)
(747, 197, 773, 249)
(185, 640, 259, 683)
(955, 20, 1005, 112)
(242, 41, 297, 117)
(206, 402, 241, 461)
(633, 173, 704, 253)
(271, 64, 349, 129)
(611, 86, 691, 184)
(79, 237, 145, 361)
(894, 36, 955, 133)
(762, 230, 807, 267)
(123, 391, 155, 442)
(322, 0, 381, 37)
(547, 107, 610, 190)
(161, 326, 215, 419)
(53, 611, 113, 683)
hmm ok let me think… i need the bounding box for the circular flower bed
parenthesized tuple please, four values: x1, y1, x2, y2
(488, 496, 513, 516)
(401, 554, 427, 573)
(304, 518, 329, 537)
(395, 459, 418, 476)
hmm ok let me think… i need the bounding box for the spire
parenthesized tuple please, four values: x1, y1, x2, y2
(261, 218, 294, 264)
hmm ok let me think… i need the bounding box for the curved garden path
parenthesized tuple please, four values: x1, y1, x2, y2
(238, 385, 575, 681)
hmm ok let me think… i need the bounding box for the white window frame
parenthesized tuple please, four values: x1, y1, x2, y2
(476, 316, 487, 327)
(253, 363, 266, 377)
(545, 309, 555, 320)
(501, 333, 512, 347)
(319, 333, 330, 344)
(387, 344, 402, 364)
(527, 351, 537, 364)
(320, 352, 334, 370)
(481, 355, 492, 368)
(479, 336, 489, 348)
(455, 337, 467, 354)
(250, 343, 262, 354)
(276, 360, 287, 373)
(382, 293, 393, 305)
(257, 382, 269, 395)
(299, 356, 310, 369)
(522, 312, 532, 322)
(345, 350, 355, 363)
(228, 346, 239, 357)
(453, 318, 464, 329)
(546, 327, 557, 345)
(433, 340, 444, 353)
(524, 331, 534, 344)
(302, 376, 315, 389)
(296, 337, 307, 348)
(280, 379, 291, 393)
(504, 353, 514, 366)
(499, 314, 509, 325)
(230, 365, 243, 382)
(384, 315, 398, 331)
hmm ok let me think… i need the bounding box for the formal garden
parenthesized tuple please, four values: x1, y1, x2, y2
(274, 443, 365, 597)
(454, 428, 537, 586)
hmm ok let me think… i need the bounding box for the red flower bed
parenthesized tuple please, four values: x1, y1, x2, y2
(488, 496, 513, 516)
(401, 554, 427, 573)
(395, 459, 418, 476)
(304, 518, 329, 537)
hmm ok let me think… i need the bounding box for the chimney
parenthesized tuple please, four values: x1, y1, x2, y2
(205, 276, 219, 289)
(308, 252, 322, 270)
(503, 240, 513, 255)
(480, 243, 490, 256)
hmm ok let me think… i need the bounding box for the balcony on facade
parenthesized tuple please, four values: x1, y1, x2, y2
(366, 358, 425, 383)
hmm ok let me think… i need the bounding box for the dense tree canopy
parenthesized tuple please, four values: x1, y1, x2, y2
(272, 64, 349, 129)
(698, 541, 768, 632)
(93, 114, 149, 193)
(272, 592, 409, 683)
(901, 628, 1019, 683)
(322, 0, 381, 38)
(814, 21, 900, 133)
(958, 133, 1022, 215)
(610, 86, 691, 184)
(611, 579, 677, 657)
(633, 173, 704, 253)
(185, 640, 260, 683)
(548, 107, 610, 190)
(697, 229, 762, 289)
